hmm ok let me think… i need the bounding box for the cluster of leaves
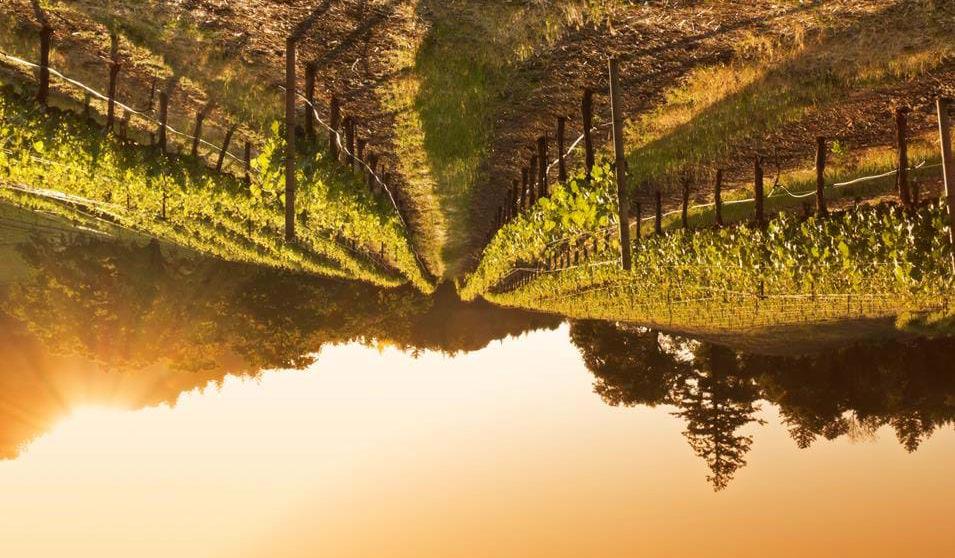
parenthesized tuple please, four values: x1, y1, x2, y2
(460, 163, 618, 299)
(0, 89, 430, 291)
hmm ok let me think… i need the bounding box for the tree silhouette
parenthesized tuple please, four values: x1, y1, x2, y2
(569, 320, 689, 407)
(671, 344, 763, 491)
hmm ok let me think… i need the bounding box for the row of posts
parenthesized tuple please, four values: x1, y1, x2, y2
(493, 55, 955, 276)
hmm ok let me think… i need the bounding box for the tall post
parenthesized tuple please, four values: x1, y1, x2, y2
(284, 36, 297, 241)
(344, 116, 355, 169)
(216, 123, 237, 173)
(367, 153, 379, 191)
(654, 189, 663, 235)
(356, 138, 367, 167)
(304, 63, 316, 142)
(244, 141, 252, 188)
(635, 201, 642, 243)
(557, 116, 567, 184)
(582, 89, 595, 181)
(714, 169, 724, 227)
(119, 109, 130, 139)
(37, 25, 52, 107)
(815, 136, 828, 216)
(511, 179, 520, 219)
(106, 33, 120, 133)
(156, 90, 169, 152)
(537, 135, 548, 198)
(190, 104, 210, 158)
(937, 97, 955, 275)
(754, 154, 765, 228)
(329, 96, 341, 160)
(528, 155, 538, 206)
(609, 58, 631, 270)
(520, 167, 529, 211)
(896, 107, 912, 210)
(681, 173, 690, 229)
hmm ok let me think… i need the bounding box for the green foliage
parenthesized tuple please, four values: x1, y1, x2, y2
(0, 89, 431, 291)
(460, 163, 618, 300)
(477, 200, 953, 330)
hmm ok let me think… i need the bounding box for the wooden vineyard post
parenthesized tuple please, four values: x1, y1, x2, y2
(654, 189, 663, 235)
(754, 154, 765, 228)
(582, 89, 595, 182)
(557, 116, 567, 184)
(511, 179, 519, 219)
(37, 24, 52, 107)
(329, 96, 341, 160)
(528, 155, 538, 206)
(609, 58, 631, 271)
(937, 97, 955, 275)
(714, 169, 724, 227)
(216, 123, 237, 173)
(537, 135, 548, 198)
(680, 173, 690, 229)
(284, 36, 297, 241)
(191, 104, 211, 157)
(896, 107, 912, 210)
(356, 138, 366, 168)
(367, 153, 379, 191)
(157, 90, 169, 152)
(344, 116, 355, 169)
(106, 33, 120, 133)
(520, 167, 529, 211)
(815, 136, 828, 216)
(635, 202, 642, 244)
(119, 109, 130, 139)
(304, 62, 316, 142)
(244, 141, 252, 188)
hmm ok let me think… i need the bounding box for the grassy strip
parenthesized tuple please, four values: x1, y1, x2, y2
(484, 202, 953, 331)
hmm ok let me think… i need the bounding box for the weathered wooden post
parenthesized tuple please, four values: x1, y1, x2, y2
(304, 62, 316, 142)
(105, 33, 120, 133)
(609, 58, 631, 270)
(119, 109, 130, 139)
(714, 169, 724, 227)
(557, 116, 567, 184)
(37, 24, 52, 107)
(815, 136, 828, 216)
(937, 97, 954, 274)
(680, 173, 691, 229)
(344, 116, 355, 168)
(244, 141, 252, 188)
(356, 138, 366, 168)
(216, 123, 237, 173)
(284, 36, 297, 241)
(537, 135, 548, 198)
(156, 90, 169, 152)
(190, 103, 212, 157)
(654, 189, 663, 235)
(528, 154, 538, 205)
(329, 96, 341, 160)
(754, 154, 765, 228)
(520, 167, 529, 211)
(582, 89, 595, 181)
(367, 153, 379, 191)
(635, 201, 642, 243)
(896, 107, 912, 210)
(511, 179, 519, 219)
